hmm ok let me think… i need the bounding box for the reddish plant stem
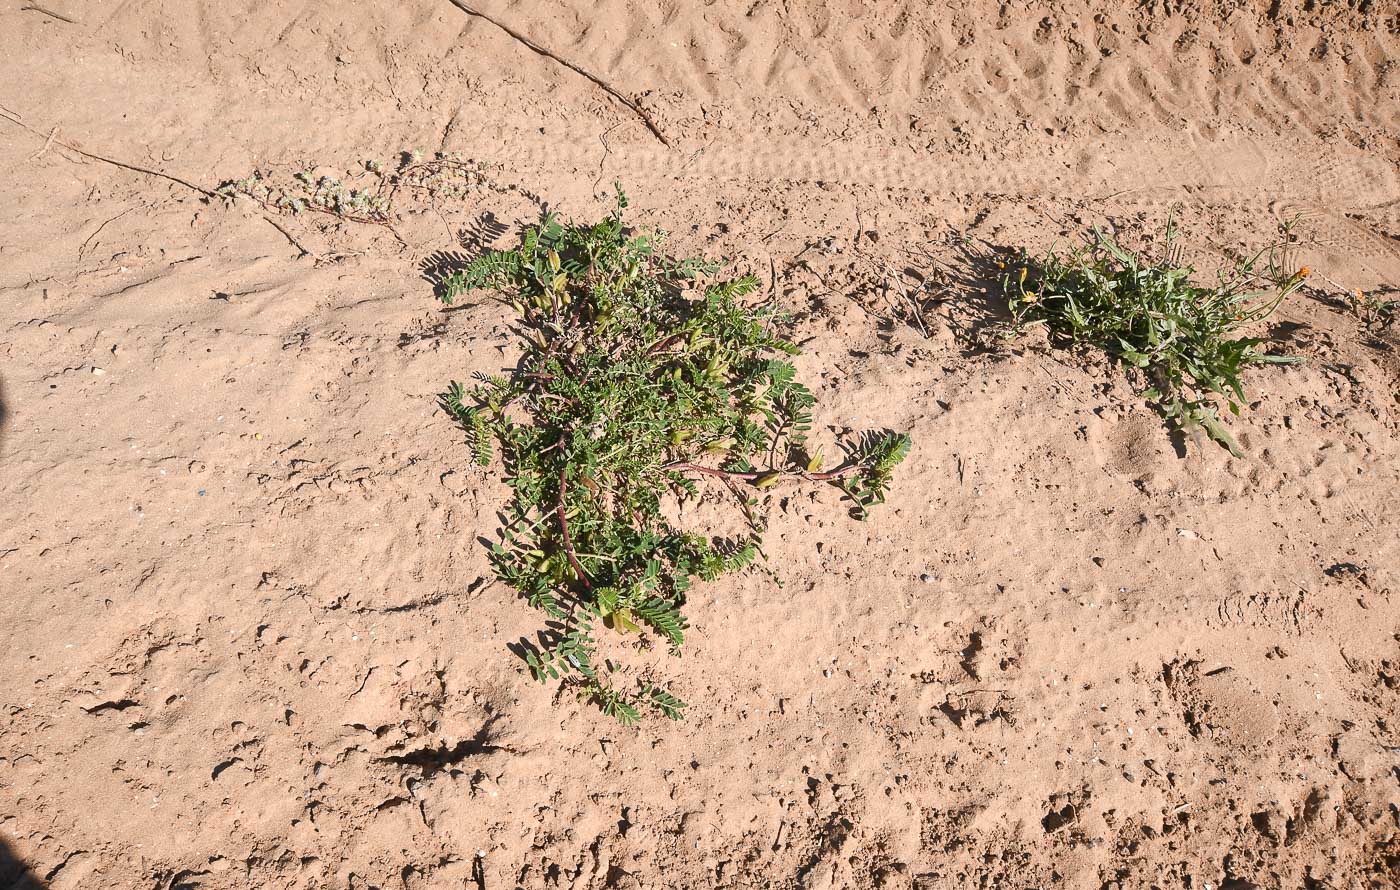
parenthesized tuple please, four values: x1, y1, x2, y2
(662, 460, 858, 482)
(802, 465, 860, 481)
(643, 331, 685, 356)
(238, 191, 407, 246)
(556, 468, 592, 590)
(663, 461, 759, 480)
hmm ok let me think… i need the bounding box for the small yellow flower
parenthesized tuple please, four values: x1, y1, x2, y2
(1297, 266, 1312, 279)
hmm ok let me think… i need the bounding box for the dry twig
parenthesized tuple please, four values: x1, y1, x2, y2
(0, 109, 214, 197)
(444, 0, 670, 146)
(21, 3, 78, 24)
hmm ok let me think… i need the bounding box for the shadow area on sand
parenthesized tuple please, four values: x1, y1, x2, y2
(0, 834, 46, 890)
(0, 375, 9, 456)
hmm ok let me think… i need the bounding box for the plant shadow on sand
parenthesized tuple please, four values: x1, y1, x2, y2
(930, 238, 1197, 456)
(419, 211, 518, 304)
(1288, 285, 1400, 354)
(789, 232, 1019, 357)
(923, 236, 1022, 351)
(0, 835, 45, 890)
(420, 249, 473, 305)
(0, 374, 9, 458)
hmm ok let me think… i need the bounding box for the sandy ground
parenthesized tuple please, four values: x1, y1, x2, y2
(2, 1, 1400, 888)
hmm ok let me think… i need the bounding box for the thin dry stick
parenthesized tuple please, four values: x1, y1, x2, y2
(28, 126, 58, 161)
(0, 110, 215, 197)
(1, 109, 390, 253)
(77, 207, 132, 259)
(21, 3, 77, 24)
(444, 0, 670, 147)
(261, 215, 313, 259)
(662, 460, 858, 482)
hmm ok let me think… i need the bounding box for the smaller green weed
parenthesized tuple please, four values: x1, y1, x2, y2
(437, 188, 910, 724)
(1347, 287, 1398, 334)
(1004, 220, 1306, 456)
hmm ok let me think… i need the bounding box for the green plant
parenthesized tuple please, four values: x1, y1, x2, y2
(1347, 287, 1398, 333)
(1004, 219, 1306, 456)
(437, 188, 910, 724)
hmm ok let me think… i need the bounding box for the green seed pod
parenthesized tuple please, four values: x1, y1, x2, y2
(754, 471, 783, 490)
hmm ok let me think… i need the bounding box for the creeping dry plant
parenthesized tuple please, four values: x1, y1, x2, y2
(217, 150, 489, 226)
(437, 189, 910, 724)
(1005, 220, 1307, 456)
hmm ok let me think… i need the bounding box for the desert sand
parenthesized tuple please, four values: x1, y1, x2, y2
(2, 1, 1398, 888)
